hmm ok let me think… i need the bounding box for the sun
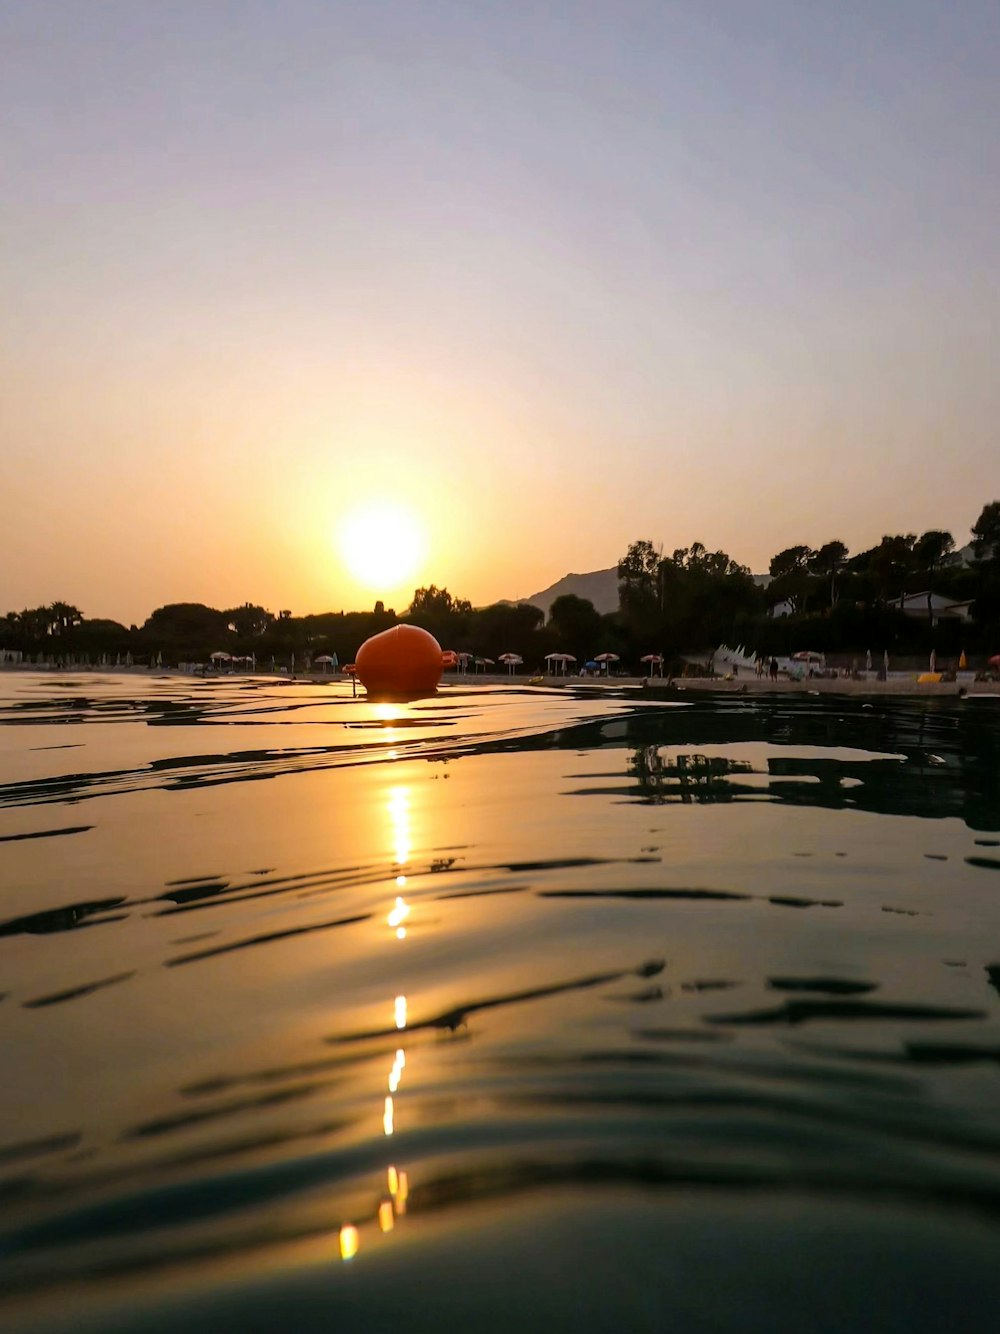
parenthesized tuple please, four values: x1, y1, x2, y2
(339, 503, 426, 593)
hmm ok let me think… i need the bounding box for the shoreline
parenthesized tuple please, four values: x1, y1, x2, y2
(2, 664, 997, 699)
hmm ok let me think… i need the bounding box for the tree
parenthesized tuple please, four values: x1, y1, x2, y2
(808, 541, 849, 607)
(769, 546, 815, 580)
(223, 603, 274, 638)
(914, 530, 956, 626)
(672, 543, 750, 579)
(409, 586, 471, 618)
(468, 601, 544, 661)
(142, 603, 229, 652)
(617, 540, 662, 619)
(548, 594, 602, 661)
(407, 586, 472, 644)
(853, 535, 917, 604)
(48, 602, 83, 634)
(17, 607, 54, 640)
(969, 502, 1000, 626)
(767, 545, 815, 614)
(971, 502, 1000, 564)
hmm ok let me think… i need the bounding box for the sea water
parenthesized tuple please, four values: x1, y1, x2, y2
(1, 672, 1000, 1332)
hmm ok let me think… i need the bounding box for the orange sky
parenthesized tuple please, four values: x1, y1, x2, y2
(3, 3, 998, 624)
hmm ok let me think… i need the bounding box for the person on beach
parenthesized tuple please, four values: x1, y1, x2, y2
(769, 657, 779, 682)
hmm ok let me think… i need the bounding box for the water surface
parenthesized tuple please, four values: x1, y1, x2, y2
(2, 671, 1000, 1332)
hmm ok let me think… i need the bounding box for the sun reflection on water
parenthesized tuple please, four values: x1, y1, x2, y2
(338, 781, 418, 1264)
(387, 786, 411, 866)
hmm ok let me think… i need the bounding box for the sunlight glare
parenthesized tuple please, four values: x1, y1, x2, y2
(339, 503, 426, 592)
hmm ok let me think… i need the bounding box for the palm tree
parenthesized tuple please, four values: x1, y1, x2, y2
(48, 602, 83, 635)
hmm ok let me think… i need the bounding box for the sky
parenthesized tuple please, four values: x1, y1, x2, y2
(2, 0, 998, 624)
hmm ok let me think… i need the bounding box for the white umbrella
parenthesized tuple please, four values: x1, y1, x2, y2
(499, 652, 523, 676)
(866, 649, 872, 672)
(594, 651, 619, 675)
(929, 649, 937, 672)
(544, 652, 576, 675)
(210, 651, 230, 662)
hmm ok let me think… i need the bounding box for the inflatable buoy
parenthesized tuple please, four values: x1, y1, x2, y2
(355, 624, 444, 697)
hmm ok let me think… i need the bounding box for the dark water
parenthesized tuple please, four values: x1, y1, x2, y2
(2, 671, 1000, 1332)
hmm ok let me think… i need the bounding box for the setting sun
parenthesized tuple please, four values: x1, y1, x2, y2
(339, 504, 426, 593)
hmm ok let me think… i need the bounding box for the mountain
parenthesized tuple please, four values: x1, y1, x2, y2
(515, 568, 621, 617)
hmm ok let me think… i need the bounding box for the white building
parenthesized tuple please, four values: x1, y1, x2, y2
(891, 592, 973, 624)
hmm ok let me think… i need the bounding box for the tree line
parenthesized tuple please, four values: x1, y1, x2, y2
(0, 588, 620, 672)
(3, 502, 998, 671)
(616, 501, 1000, 664)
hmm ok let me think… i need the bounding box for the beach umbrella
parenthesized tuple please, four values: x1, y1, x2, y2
(498, 652, 523, 676)
(883, 650, 890, 676)
(544, 652, 575, 675)
(210, 651, 230, 663)
(792, 650, 825, 664)
(313, 655, 334, 672)
(988, 654, 1000, 668)
(640, 653, 663, 677)
(594, 651, 620, 675)
(865, 649, 872, 672)
(441, 650, 459, 669)
(929, 649, 937, 673)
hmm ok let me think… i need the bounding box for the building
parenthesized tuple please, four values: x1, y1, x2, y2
(891, 592, 974, 624)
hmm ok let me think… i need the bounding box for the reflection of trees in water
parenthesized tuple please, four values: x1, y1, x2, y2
(613, 701, 1000, 830)
(628, 748, 753, 803)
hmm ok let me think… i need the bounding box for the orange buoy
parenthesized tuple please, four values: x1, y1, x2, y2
(355, 624, 444, 697)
